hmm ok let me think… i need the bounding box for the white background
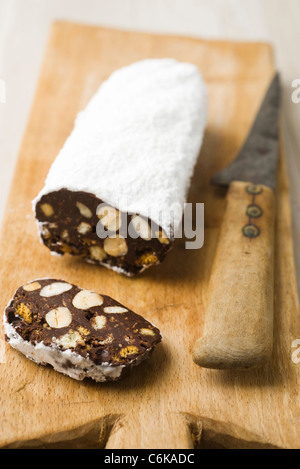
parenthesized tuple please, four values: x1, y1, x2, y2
(0, 0, 300, 292)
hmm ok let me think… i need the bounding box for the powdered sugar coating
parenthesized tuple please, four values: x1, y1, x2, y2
(4, 321, 124, 382)
(33, 59, 207, 238)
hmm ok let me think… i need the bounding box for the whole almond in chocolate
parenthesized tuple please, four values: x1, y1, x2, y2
(3, 279, 162, 382)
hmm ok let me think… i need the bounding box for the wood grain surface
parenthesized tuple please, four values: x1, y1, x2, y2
(0, 21, 299, 449)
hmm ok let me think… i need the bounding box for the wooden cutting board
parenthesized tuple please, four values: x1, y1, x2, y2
(0, 21, 299, 449)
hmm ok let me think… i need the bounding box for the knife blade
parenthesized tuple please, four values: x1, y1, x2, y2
(192, 73, 281, 370)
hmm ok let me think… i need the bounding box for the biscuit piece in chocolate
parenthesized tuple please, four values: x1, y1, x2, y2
(4, 279, 162, 382)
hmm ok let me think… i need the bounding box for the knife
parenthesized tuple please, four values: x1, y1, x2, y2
(192, 73, 281, 370)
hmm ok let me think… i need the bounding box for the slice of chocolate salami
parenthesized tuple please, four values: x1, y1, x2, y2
(3, 279, 162, 382)
(33, 59, 207, 276)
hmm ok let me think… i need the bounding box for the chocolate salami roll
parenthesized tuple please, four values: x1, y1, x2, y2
(4, 279, 162, 382)
(33, 59, 207, 276)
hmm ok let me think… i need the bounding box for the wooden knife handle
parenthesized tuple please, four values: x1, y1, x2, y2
(192, 181, 275, 369)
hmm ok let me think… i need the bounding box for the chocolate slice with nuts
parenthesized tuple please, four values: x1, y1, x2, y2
(3, 279, 162, 382)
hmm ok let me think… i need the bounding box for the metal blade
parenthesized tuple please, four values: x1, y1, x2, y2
(211, 73, 281, 191)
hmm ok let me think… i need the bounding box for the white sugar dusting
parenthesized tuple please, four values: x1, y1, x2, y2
(33, 59, 207, 238)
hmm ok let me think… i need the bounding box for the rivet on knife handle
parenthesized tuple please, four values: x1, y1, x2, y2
(192, 181, 275, 369)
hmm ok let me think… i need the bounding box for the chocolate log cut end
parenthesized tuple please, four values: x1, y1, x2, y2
(36, 189, 173, 276)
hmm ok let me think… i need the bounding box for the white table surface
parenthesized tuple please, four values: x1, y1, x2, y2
(0, 0, 300, 295)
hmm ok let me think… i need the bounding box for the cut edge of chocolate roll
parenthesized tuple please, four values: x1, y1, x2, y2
(34, 189, 174, 277)
(3, 279, 162, 383)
